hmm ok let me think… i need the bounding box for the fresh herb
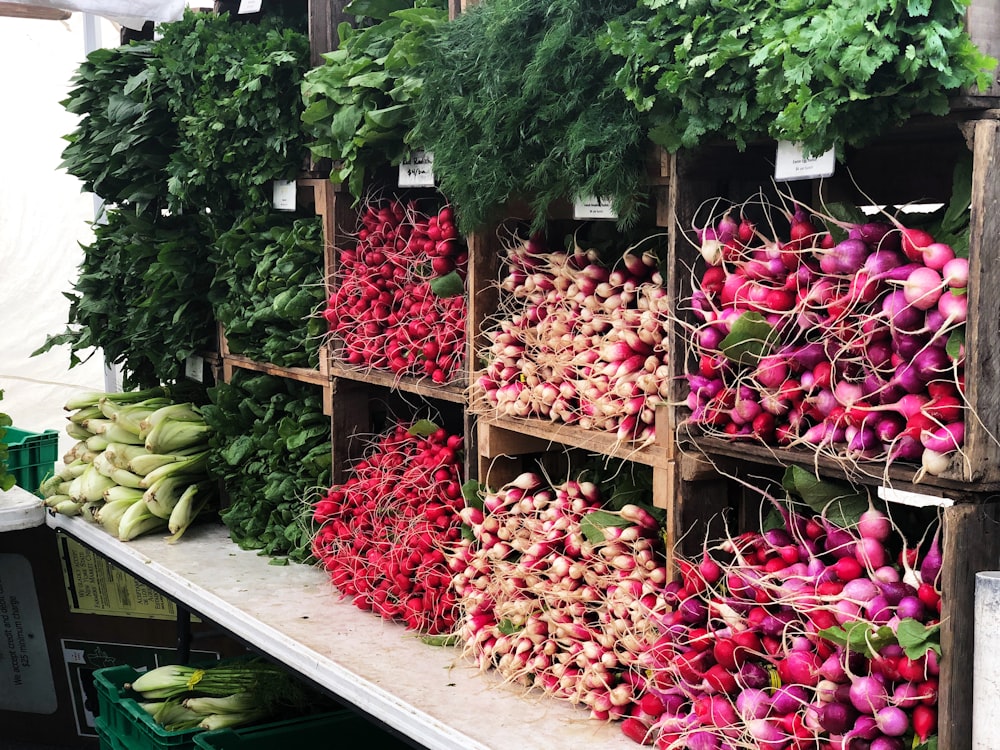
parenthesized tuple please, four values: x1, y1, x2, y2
(153, 11, 310, 213)
(604, 0, 997, 157)
(300, 0, 448, 199)
(33, 208, 216, 389)
(410, 0, 648, 233)
(209, 213, 326, 369)
(202, 371, 332, 563)
(59, 41, 174, 212)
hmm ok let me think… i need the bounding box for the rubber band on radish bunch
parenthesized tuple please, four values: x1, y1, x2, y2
(451, 463, 668, 724)
(678, 186, 970, 483)
(476, 223, 670, 446)
(628, 468, 941, 750)
(323, 193, 467, 386)
(311, 419, 465, 634)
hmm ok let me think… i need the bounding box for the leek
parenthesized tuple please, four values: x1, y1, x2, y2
(142, 475, 192, 520)
(118, 498, 166, 541)
(129, 447, 204, 476)
(65, 421, 94, 440)
(150, 701, 203, 731)
(93, 451, 117, 479)
(103, 422, 146, 445)
(63, 386, 170, 412)
(103, 485, 145, 503)
(82, 417, 112, 434)
(183, 692, 258, 714)
(112, 399, 172, 435)
(197, 710, 267, 731)
(96, 496, 142, 537)
(67, 404, 103, 424)
(139, 403, 204, 438)
(43, 493, 72, 508)
(167, 481, 213, 542)
(54, 498, 84, 516)
(86, 434, 110, 452)
(111, 467, 146, 489)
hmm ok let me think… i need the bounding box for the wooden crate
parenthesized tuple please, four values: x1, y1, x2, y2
(668, 113, 1000, 490)
(968, 0, 1000, 99)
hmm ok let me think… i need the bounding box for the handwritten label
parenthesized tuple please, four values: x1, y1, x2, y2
(272, 179, 297, 211)
(774, 141, 836, 182)
(184, 354, 205, 383)
(237, 0, 262, 13)
(0, 554, 58, 713)
(573, 196, 618, 221)
(398, 151, 435, 188)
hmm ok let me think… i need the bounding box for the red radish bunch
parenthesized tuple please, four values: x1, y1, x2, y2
(312, 422, 465, 634)
(324, 199, 467, 384)
(630, 500, 941, 749)
(478, 231, 670, 444)
(684, 201, 968, 480)
(450, 472, 669, 724)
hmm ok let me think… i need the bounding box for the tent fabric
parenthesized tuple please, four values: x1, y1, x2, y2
(4, 0, 183, 29)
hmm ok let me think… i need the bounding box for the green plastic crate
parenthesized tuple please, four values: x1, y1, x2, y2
(1, 425, 59, 496)
(192, 711, 412, 750)
(93, 664, 395, 750)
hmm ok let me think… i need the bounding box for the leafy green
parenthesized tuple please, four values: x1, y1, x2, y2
(410, 0, 648, 233)
(300, 0, 448, 199)
(0, 393, 12, 492)
(604, 0, 997, 157)
(781, 465, 871, 530)
(59, 41, 174, 212)
(818, 621, 896, 659)
(719, 312, 776, 366)
(202, 371, 332, 563)
(896, 618, 942, 659)
(153, 11, 310, 214)
(33, 208, 216, 389)
(209, 212, 326, 369)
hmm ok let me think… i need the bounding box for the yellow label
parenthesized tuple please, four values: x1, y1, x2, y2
(59, 536, 180, 620)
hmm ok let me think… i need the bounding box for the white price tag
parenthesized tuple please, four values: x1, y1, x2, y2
(877, 486, 954, 508)
(774, 140, 836, 182)
(184, 354, 205, 383)
(237, 0, 262, 13)
(573, 196, 617, 221)
(398, 151, 435, 187)
(272, 179, 297, 211)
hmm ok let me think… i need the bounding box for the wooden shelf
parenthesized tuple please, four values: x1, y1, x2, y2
(329, 362, 467, 404)
(43, 512, 635, 750)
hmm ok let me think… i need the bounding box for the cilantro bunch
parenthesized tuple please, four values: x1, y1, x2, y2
(604, 0, 997, 157)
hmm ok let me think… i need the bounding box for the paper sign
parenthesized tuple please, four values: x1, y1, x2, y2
(774, 140, 836, 182)
(237, 0, 262, 13)
(272, 179, 297, 211)
(398, 151, 435, 187)
(0, 554, 58, 714)
(184, 354, 205, 383)
(573, 196, 618, 221)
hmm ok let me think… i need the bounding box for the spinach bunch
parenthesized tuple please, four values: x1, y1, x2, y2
(210, 213, 326, 369)
(202, 371, 332, 564)
(154, 11, 310, 213)
(34, 208, 216, 390)
(300, 0, 448, 200)
(60, 41, 174, 212)
(0, 394, 13, 492)
(604, 0, 997, 157)
(410, 0, 647, 233)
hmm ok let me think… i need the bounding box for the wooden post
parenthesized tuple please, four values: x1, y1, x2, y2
(308, 0, 352, 67)
(938, 500, 1000, 750)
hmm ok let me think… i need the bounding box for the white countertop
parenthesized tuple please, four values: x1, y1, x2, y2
(44, 511, 635, 750)
(0, 484, 44, 532)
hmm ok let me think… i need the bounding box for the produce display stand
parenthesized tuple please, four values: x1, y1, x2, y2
(664, 109, 1000, 750)
(43, 511, 636, 750)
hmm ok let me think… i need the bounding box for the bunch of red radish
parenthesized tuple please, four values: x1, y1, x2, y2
(627, 502, 941, 749)
(450, 471, 669, 720)
(311, 422, 465, 634)
(685, 201, 968, 479)
(477, 232, 670, 444)
(323, 199, 467, 384)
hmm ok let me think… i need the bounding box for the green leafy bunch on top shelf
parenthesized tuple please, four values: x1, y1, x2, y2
(603, 0, 997, 158)
(60, 41, 174, 212)
(32, 208, 217, 390)
(153, 10, 311, 214)
(410, 0, 649, 234)
(0, 391, 12, 492)
(301, 0, 448, 200)
(209, 212, 326, 369)
(202, 371, 332, 564)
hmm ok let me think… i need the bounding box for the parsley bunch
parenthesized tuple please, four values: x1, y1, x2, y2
(410, 0, 648, 234)
(154, 11, 310, 213)
(605, 0, 997, 156)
